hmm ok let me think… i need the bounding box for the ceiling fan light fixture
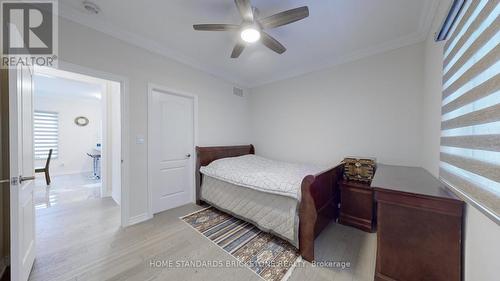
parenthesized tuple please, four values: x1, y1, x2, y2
(240, 28, 260, 43)
(193, 0, 309, 58)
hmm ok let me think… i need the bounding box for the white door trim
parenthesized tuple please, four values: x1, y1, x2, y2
(147, 83, 199, 218)
(43, 61, 131, 227)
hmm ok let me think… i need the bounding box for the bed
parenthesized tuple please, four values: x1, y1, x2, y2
(195, 145, 343, 262)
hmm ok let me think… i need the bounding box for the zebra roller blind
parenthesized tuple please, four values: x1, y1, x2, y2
(439, 0, 499, 219)
(34, 111, 59, 160)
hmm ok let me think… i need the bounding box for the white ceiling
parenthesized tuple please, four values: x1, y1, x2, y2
(34, 73, 102, 100)
(60, 0, 438, 87)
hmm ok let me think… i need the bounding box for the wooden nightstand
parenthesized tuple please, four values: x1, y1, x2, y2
(338, 180, 375, 232)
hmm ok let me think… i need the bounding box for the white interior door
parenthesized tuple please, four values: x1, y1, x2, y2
(9, 65, 36, 281)
(150, 89, 194, 214)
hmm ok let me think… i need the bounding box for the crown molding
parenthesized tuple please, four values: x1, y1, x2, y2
(58, 3, 251, 88)
(58, 1, 438, 89)
(250, 0, 439, 88)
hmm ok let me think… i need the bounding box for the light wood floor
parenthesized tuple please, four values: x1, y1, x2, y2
(30, 198, 376, 281)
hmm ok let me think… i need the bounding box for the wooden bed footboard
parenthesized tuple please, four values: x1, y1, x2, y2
(299, 164, 343, 261)
(195, 145, 343, 262)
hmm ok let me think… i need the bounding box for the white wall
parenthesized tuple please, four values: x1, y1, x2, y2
(34, 95, 102, 176)
(421, 23, 445, 176)
(100, 80, 121, 199)
(58, 17, 250, 221)
(249, 43, 425, 167)
(109, 82, 122, 205)
(421, 2, 500, 281)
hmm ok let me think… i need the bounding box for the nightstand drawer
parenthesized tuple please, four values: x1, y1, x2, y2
(338, 181, 375, 232)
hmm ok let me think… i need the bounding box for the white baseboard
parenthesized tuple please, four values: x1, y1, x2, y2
(127, 213, 152, 226)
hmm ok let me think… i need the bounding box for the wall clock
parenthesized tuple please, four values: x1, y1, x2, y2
(75, 116, 89, 126)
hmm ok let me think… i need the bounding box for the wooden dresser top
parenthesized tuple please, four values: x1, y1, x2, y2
(371, 164, 461, 201)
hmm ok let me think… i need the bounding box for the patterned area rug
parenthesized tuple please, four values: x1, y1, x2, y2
(181, 207, 300, 281)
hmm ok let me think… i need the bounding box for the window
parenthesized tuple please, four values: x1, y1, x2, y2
(439, 0, 499, 219)
(34, 111, 59, 160)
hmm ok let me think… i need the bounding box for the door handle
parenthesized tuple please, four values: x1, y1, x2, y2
(19, 176, 35, 183)
(186, 154, 191, 158)
(0, 179, 10, 184)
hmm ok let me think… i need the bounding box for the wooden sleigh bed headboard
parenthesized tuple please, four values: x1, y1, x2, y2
(195, 144, 343, 262)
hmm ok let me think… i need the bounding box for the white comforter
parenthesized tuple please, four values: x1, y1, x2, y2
(199, 155, 325, 199)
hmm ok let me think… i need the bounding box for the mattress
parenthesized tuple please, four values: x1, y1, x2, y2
(201, 175, 300, 247)
(200, 154, 325, 199)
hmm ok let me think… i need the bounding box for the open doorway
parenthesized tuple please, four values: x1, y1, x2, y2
(27, 67, 123, 279)
(3, 64, 128, 281)
(32, 67, 121, 208)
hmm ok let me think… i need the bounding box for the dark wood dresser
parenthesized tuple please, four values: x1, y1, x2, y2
(371, 165, 464, 281)
(338, 180, 375, 232)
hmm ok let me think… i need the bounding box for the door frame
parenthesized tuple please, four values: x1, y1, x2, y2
(44, 61, 131, 227)
(147, 83, 198, 218)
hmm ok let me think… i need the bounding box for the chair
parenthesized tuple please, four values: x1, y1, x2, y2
(35, 149, 52, 185)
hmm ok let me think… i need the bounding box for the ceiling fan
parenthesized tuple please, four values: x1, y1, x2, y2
(193, 0, 309, 58)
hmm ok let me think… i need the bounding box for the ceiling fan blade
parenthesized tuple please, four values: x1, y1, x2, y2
(231, 43, 246, 58)
(234, 0, 254, 22)
(260, 32, 286, 54)
(259, 6, 309, 29)
(193, 24, 240, 31)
